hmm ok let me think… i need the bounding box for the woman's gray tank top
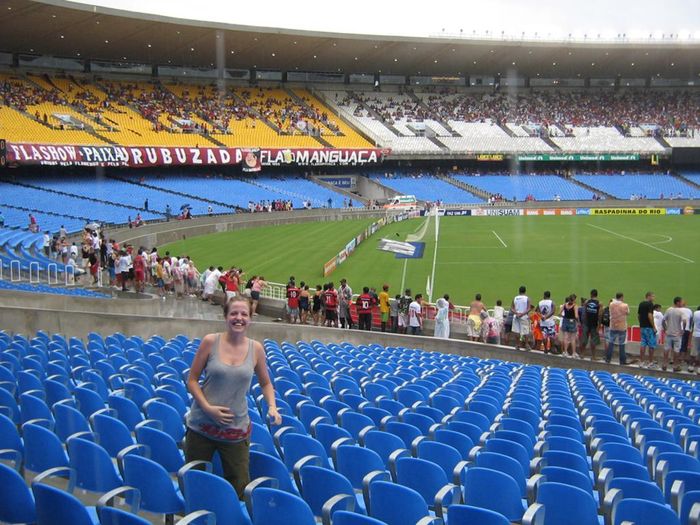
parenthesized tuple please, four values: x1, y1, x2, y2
(186, 335, 255, 442)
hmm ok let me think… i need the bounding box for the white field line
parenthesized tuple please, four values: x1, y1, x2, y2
(492, 230, 508, 248)
(429, 209, 440, 302)
(648, 234, 673, 245)
(587, 223, 694, 264)
(400, 258, 408, 292)
(438, 260, 680, 265)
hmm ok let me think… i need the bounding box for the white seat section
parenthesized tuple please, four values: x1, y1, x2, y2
(666, 137, 700, 147)
(393, 122, 417, 137)
(438, 136, 552, 153)
(356, 117, 399, 142)
(382, 136, 443, 152)
(424, 120, 453, 137)
(506, 123, 532, 137)
(450, 121, 510, 138)
(552, 136, 665, 153)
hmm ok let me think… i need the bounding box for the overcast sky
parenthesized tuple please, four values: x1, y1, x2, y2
(70, 0, 700, 41)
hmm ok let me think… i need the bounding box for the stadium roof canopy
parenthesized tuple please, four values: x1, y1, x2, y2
(1, 0, 699, 80)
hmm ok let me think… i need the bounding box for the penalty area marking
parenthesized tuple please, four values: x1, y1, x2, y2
(492, 230, 508, 248)
(648, 234, 673, 245)
(587, 224, 694, 263)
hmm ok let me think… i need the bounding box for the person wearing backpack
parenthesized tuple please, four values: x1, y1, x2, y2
(581, 289, 603, 361)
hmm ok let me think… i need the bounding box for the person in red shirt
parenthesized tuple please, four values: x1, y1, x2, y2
(356, 286, 375, 331)
(133, 249, 146, 293)
(224, 268, 240, 301)
(287, 284, 301, 324)
(324, 282, 339, 328)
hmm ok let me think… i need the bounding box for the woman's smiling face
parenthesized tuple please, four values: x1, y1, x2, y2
(225, 299, 252, 331)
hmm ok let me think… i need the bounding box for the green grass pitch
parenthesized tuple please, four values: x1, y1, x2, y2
(162, 214, 700, 311)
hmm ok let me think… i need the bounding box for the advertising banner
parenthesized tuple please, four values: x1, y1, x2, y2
(322, 214, 396, 276)
(345, 239, 357, 255)
(472, 208, 524, 217)
(443, 209, 472, 216)
(318, 176, 356, 189)
(323, 257, 337, 277)
(6, 143, 387, 168)
(7, 143, 242, 167)
(336, 250, 348, 265)
(590, 208, 666, 216)
(259, 148, 385, 167)
(517, 153, 641, 162)
(524, 208, 577, 216)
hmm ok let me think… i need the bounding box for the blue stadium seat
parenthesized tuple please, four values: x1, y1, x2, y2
(611, 498, 680, 525)
(180, 468, 252, 525)
(462, 467, 526, 521)
(0, 462, 36, 524)
(248, 487, 316, 525)
(367, 481, 434, 525)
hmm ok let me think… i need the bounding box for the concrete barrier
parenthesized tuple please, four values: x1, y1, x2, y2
(0, 304, 684, 379)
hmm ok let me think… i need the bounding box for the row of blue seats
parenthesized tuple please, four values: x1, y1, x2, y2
(128, 174, 351, 210)
(0, 281, 109, 298)
(1, 330, 700, 524)
(22, 173, 230, 215)
(573, 174, 700, 200)
(0, 227, 70, 273)
(0, 180, 163, 229)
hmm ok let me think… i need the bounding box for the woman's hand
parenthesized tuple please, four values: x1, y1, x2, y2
(268, 406, 282, 426)
(205, 405, 234, 426)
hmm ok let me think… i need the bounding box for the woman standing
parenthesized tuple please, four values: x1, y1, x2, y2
(186, 297, 281, 498)
(299, 284, 311, 325)
(250, 275, 265, 316)
(560, 295, 579, 358)
(312, 285, 323, 325)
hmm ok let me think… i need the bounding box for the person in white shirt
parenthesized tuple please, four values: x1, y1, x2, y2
(693, 306, 700, 373)
(66, 256, 85, 283)
(511, 285, 533, 351)
(408, 293, 423, 336)
(681, 301, 695, 372)
(203, 266, 222, 303)
(653, 304, 665, 347)
(42, 232, 51, 257)
(116, 250, 132, 291)
(493, 300, 505, 323)
(663, 297, 688, 372)
(538, 290, 557, 354)
(434, 297, 450, 339)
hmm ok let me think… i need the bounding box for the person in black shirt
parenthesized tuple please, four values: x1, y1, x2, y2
(637, 291, 657, 369)
(581, 289, 602, 361)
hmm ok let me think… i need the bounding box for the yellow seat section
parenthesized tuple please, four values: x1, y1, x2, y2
(292, 89, 373, 148)
(218, 87, 322, 148)
(0, 106, 105, 145)
(76, 79, 204, 147)
(0, 72, 371, 149)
